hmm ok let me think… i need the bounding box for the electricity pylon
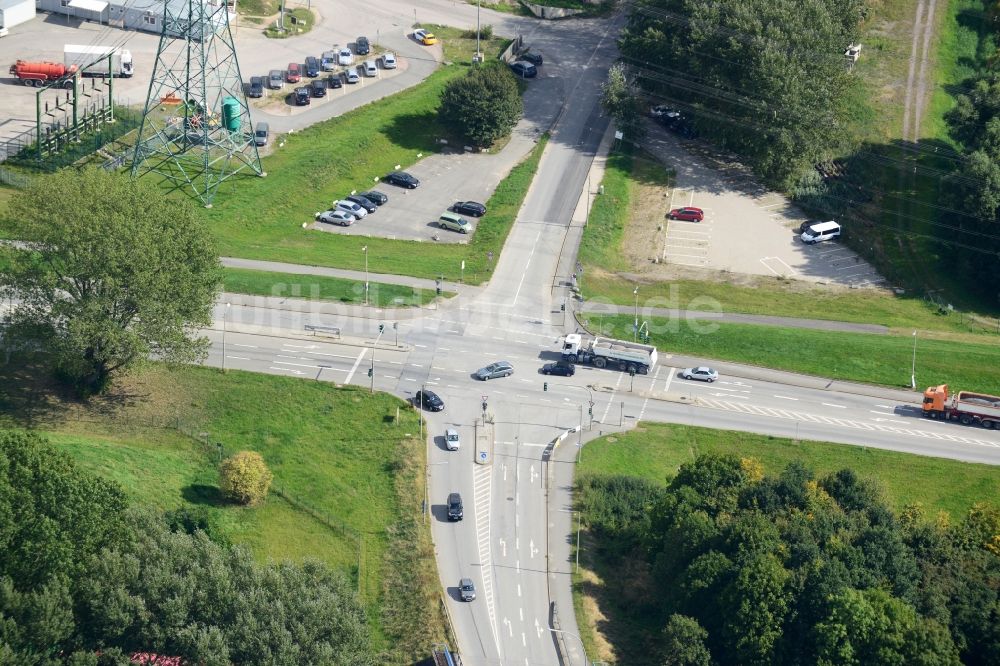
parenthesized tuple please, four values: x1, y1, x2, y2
(131, 0, 263, 207)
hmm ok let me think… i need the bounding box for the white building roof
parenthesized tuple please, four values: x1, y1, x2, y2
(67, 0, 108, 12)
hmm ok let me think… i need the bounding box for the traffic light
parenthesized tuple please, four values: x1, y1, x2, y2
(481, 400, 487, 412)
(588, 406, 593, 417)
(543, 382, 548, 392)
(378, 324, 384, 333)
(367, 368, 373, 377)
(629, 367, 636, 377)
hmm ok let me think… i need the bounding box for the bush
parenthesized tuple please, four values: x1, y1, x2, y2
(219, 450, 273, 506)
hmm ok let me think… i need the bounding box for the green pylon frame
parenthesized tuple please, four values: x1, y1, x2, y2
(131, 0, 263, 207)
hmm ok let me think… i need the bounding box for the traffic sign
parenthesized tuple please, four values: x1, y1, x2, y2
(479, 451, 487, 462)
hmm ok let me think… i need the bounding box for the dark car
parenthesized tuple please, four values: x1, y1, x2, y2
(414, 389, 444, 411)
(452, 201, 486, 217)
(385, 171, 419, 189)
(346, 194, 377, 213)
(542, 361, 575, 377)
(293, 87, 310, 105)
(355, 36, 371, 55)
(359, 190, 387, 205)
(310, 79, 326, 97)
(521, 51, 543, 66)
(304, 56, 320, 78)
(447, 492, 463, 521)
(509, 61, 537, 78)
(327, 73, 343, 89)
(248, 76, 264, 98)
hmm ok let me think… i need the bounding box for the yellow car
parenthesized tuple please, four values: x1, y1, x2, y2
(414, 28, 438, 45)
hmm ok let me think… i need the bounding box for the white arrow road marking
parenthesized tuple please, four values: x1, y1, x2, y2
(499, 538, 506, 557)
(529, 465, 537, 484)
(503, 617, 512, 637)
(269, 366, 306, 375)
(535, 617, 543, 638)
(529, 539, 538, 558)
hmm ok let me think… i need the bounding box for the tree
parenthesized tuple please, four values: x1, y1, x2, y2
(1, 168, 220, 394)
(662, 614, 712, 666)
(219, 451, 273, 506)
(438, 62, 523, 147)
(601, 63, 644, 140)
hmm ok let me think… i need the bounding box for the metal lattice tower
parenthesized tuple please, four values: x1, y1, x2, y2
(131, 0, 263, 207)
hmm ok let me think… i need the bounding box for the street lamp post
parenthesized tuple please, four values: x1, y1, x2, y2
(633, 286, 639, 342)
(222, 302, 230, 372)
(475, 0, 481, 60)
(362, 245, 369, 306)
(370, 324, 384, 394)
(911, 330, 917, 390)
(393, 321, 398, 346)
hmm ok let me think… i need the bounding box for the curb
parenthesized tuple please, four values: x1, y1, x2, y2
(211, 321, 414, 353)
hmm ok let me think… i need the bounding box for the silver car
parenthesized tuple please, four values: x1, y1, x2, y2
(315, 209, 354, 226)
(332, 199, 367, 219)
(475, 361, 513, 381)
(680, 366, 718, 382)
(445, 428, 460, 451)
(459, 577, 476, 601)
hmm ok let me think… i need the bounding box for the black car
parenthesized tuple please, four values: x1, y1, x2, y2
(310, 79, 326, 97)
(359, 190, 387, 205)
(248, 76, 264, 98)
(327, 74, 343, 89)
(521, 51, 543, 66)
(304, 56, 320, 78)
(452, 201, 486, 217)
(510, 61, 537, 78)
(385, 171, 419, 189)
(542, 361, 575, 377)
(356, 36, 371, 55)
(414, 389, 444, 411)
(346, 194, 377, 213)
(447, 492, 463, 521)
(293, 87, 310, 105)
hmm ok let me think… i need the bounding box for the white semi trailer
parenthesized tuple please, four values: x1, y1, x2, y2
(64, 44, 133, 78)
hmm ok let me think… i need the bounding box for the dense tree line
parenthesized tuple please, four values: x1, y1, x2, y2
(0, 430, 374, 665)
(618, 0, 868, 186)
(577, 454, 1000, 665)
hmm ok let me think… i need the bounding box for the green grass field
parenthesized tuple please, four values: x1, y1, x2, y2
(582, 314, 1000, 394)
(222, 267, 443, 306)
(578, 423, 1000, 520)
(0, 362, 437, 653)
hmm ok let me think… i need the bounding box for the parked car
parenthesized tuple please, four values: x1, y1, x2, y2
(447, 492, 463, 521)
(338, 47, 354, 66)
(315, 209, 355, 226)
(445, 428, 460, 451)
(268, 69, 284, 89)
(248, 76, 264, 98)
(668, 207, 704, 222)
(304, 56, 320, 77)
(327, 73, 343, 89)
(253, 121, 268, 146)
(346, 194, 377, 213)
(344, 67, 360, 84)
(381, 52, 397, 69)
(310, 78, 326, 97)
(286, 62, 301, 82)
(321, 50, 337, 71)
(521, 51, 543, 65)
(359, 190, 387, 205)
(332, 199, 367, 218)
(384, 171, 419, 189)
(437, 212, 471, 234)
(293, 86, 310, 105)
(459, 577, 476, 601)
(800, 220, 841, 244)
(355, 36, 370, 55)
(509, 61, 537, 78)
(680, 366, 718, 382)
(650, 104, 680, 120)
(542, 361, 575, 376)
(475, 361, 513, 380)
(363, 59, 377, 76)
(414, 389, 444, 411)
(798, 220, 823, 234)
(414, 28, 438, 45)
(452, 201, 486, 217)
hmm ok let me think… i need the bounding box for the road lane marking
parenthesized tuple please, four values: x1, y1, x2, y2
(511, 226, 543, 306)
(822, 403, 847, 408)
(773, 395, 799, 401)
(232, 343, 257, 348)
(226, 355, 250, 360)
(663, 366, 675, 394)
(344, 348, 367, 384)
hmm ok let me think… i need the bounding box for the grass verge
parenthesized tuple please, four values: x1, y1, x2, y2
(265, 7, 315, 37)
(580, 314, 1000, 394)
(222, 267, 444, 306)
(0, 361, 442, 656)
(421, 24, 512, 63)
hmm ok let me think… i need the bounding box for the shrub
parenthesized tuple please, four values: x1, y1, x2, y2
(438, 61, 523, 147)
(219, 450, 273, 506)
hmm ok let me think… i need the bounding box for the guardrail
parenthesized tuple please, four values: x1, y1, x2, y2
(303, 324, 341, 339)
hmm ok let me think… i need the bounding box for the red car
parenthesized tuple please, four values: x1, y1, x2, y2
(668, 207, 704, 222)
(286, 62, 301, 83)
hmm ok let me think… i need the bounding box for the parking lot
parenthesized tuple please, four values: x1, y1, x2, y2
(648, 122, 885, 288)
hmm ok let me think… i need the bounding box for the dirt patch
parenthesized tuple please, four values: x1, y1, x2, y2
(577, 567, 617, 663)
(620, 163, 672, 267)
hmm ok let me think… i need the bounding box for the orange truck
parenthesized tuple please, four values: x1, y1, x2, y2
(922, 384, 1000, 429)
(8, 60, 77, 87)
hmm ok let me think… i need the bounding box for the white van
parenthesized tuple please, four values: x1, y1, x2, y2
(363, 59, 378, 76)
(800, 220, 841, 244)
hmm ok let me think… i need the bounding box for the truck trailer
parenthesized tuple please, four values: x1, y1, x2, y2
(8, 60, 76, 86)
(63, 44, 133, 78)
(922, 384, 1000, 429)
(561, 333, 657, 374)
